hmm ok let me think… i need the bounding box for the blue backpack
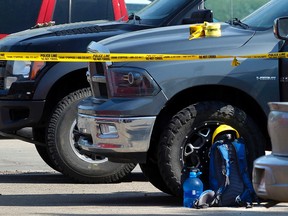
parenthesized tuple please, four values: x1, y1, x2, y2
(194, 138, 257, 208)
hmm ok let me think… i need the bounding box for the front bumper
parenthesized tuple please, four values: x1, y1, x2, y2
(0, 99, 45, 131)
(268, 102, 288, 154)
(77, 112, 156, 163)
(253, 154, 288, 202)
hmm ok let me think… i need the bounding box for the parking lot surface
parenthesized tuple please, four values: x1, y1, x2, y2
(1, 139, 288, 215)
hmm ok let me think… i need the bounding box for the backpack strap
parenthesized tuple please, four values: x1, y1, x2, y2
(209, 141, 231, 206)
(217, 144, 230, 186)
(232, 138, 258, 207)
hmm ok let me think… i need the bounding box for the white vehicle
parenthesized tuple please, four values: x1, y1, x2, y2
(125, 0, 152, 14)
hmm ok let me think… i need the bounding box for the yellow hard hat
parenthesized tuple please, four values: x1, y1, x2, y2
(212, 124, 240, 143)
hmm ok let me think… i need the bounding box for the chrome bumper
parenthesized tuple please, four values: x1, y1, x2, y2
(77, 113, 156, 154)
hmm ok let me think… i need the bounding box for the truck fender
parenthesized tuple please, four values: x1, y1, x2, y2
(33, 62, 87, 99)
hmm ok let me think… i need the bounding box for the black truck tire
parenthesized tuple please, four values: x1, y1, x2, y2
(33, 127, 60, 171)
(35, 145, 60, 171)
(47, 88, 136, 183)
(140, 161, 173, 195)
(158, 101, 266, 197)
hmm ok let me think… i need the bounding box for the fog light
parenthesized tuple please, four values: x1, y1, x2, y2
(79, 127, 88, 134)
(99, 124, 118, 137)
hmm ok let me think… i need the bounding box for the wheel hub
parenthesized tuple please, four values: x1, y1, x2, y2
(181, 121, 222, 180)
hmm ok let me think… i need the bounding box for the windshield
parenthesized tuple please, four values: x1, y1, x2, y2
(242, 0, 288, 30)
(128, 0, 192, 25)
(125, 0, 152, 14)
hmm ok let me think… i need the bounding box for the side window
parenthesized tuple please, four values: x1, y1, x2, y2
(70, 0, 114, 23)
(0, 0, 42, 34)
(53, 0, 69, 24)
(205, 0, 270, 22)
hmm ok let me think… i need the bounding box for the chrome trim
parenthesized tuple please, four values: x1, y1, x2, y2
(86, 41, 111, 98)
(87, 41, 112, 66)
(77, 114, 156, 153)
(92, 75, 106, 83)
(68, 0, 72, 23)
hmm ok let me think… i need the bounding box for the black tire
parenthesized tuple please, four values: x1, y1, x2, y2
(35, 144, 60, 171)
(33, 127, 60, 172)
(139, 161, 173, 195)
(158, 101, 266, 197)
(47, 88, 136, 183)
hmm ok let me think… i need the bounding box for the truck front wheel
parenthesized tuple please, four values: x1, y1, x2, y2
(35, 144, 60, 171)
(139, 160, 173, 195)
(158, 101, 266, 196)
(47, 88, 136, 183)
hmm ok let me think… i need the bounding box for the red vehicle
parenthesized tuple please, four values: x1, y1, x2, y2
(0, 0, 128, 39)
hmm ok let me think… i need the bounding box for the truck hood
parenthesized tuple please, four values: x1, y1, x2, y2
(99, 23, 256, 57)
(0, 20, 152, 52)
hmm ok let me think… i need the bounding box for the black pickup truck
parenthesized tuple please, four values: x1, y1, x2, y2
(0, 0, 208, 183)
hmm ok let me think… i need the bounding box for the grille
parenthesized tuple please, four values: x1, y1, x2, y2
(0, 77, 4, 89)
(87, 62, 108, 98)
(0, 60, 6, 67)
(0, 60, 7, 90)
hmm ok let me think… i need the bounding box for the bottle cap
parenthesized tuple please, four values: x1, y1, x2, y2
(189, 172, 197, 178)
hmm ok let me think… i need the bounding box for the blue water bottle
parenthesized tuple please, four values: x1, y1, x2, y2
(183, 171, 203, 208)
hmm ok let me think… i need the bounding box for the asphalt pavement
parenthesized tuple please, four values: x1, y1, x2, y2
(0, 138, 288, 215)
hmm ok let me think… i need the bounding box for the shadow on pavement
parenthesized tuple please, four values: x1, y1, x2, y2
(0, 172, 147, 184)
(1, 192, 288, 216)
(0, 191, 181, 207)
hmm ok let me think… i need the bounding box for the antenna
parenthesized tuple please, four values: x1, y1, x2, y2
(230, 0, 234, 19)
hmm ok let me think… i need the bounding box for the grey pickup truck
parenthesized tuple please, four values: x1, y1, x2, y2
(78, 0, 288, 196)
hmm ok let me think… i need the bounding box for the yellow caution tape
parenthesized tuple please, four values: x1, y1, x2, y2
(0, 52, 230, 62)
(0, 52, 288, 67)
(189, 22, 221, 40)
(1, 22, 287, 67)
(0, 22, 286, 67)
(231, 57, 241, 67)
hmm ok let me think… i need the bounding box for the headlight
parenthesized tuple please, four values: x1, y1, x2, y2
(4, 61, 45, 89)
(106, 67, 160, 97)
(12, 61, 31, 78)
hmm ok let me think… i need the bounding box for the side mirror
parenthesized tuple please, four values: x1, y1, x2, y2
(274, 17, 288, 40)
(182, 9, 213, 24)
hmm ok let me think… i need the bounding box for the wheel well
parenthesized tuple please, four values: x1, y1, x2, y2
(150, 85, 271, 155)
(39, 69, 89, 126)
